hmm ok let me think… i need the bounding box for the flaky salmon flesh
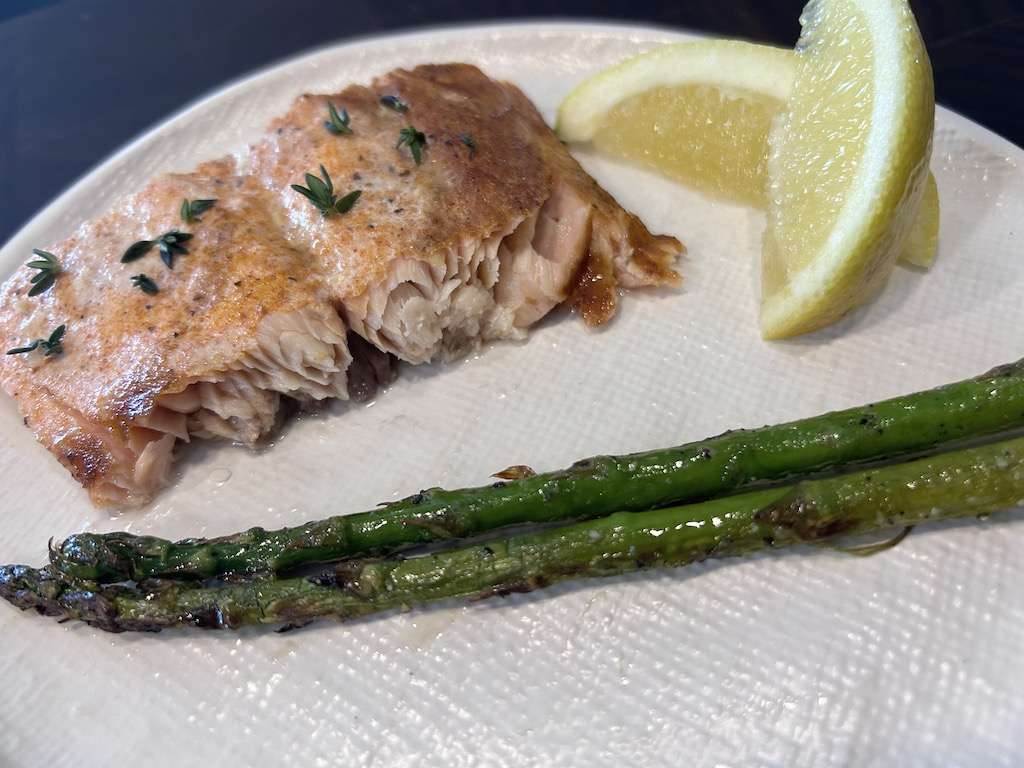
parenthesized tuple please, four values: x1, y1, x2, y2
(0, 64, 683, 507)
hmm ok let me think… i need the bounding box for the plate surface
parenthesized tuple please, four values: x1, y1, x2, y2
(2, 23, 1024, 768)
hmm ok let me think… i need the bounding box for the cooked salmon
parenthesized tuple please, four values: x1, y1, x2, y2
(0, 64, 682, 507)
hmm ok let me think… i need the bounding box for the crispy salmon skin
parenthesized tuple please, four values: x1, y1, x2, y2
(0, 64, 682, 507)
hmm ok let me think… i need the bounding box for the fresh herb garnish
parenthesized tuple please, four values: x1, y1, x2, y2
(155, 231, 192, 268)
(396, 125, 427, 165)
(131, 274, 159, 295)
(324, 102, 352, 135)
(6, 324, 66, 357)
(458, 133, 477, 159)
(121, 240, 155, 263)
(180, 198, 216, 223)
(335, 189, 362, 214)
(121, 231, 193, 269)
(24, 249, 61, 297)
(380, 95, 408, 113)
(290, 165, 361, 217)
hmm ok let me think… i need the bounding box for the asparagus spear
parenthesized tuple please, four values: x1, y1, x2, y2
(50, 359, 1024, 583)
(9, 436, 1024, 633)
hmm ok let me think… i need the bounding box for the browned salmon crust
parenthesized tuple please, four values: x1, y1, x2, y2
(0, 64, 683, 507)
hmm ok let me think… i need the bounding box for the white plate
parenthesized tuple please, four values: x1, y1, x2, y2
(3, 22, 1024, 768)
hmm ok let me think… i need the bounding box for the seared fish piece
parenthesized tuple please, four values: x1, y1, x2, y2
(249, 63, 681, 362)
(0, 161, 365, 506)
(0, 64, 681, 507)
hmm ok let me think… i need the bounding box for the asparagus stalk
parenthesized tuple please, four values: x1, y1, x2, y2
(50, 359, 1024, 583)
(9, 436, 1024, 633)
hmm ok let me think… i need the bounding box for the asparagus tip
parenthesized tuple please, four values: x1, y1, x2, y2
(1, 563, 130, 633)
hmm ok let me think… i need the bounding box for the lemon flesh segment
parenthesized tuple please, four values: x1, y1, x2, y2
(594, 85, 782, 206)
(761, 0, 935, 338)
(556, 40, 795, 206)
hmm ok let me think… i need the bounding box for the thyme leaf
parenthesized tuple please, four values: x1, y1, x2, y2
(180, 198, 217, 223)
(131, 274, 159, 295)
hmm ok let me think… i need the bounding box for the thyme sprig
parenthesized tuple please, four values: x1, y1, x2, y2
(6, 324, 66, 357)
(291, 165, 361, 217)
(397, 125, 427, 165)
(25, 249, 61, 297)
(121, 231, 193, 269)
(324, 102, 352, 135)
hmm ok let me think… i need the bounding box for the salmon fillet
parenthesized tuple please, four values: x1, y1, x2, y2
(0, 64, 682, 507)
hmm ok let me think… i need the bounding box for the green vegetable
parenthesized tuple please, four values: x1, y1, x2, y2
(49, 359, 1024, 584)
(7, 436, 1024, 633)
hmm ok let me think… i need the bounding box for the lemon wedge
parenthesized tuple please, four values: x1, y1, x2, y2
(557, 40, 795, 206)
(556, 39, 938, 256)
(557, 0, 936, 338)
(761, 0, 934, 337)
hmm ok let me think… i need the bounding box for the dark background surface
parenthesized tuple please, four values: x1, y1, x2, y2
(1, 0, 1022, 245)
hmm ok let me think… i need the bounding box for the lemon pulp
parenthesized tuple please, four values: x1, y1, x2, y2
(595, 85, 781, 206)
(763, 0, 874, 294)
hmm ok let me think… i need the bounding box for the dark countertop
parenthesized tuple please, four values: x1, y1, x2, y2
(1, 0, 1022, 245)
